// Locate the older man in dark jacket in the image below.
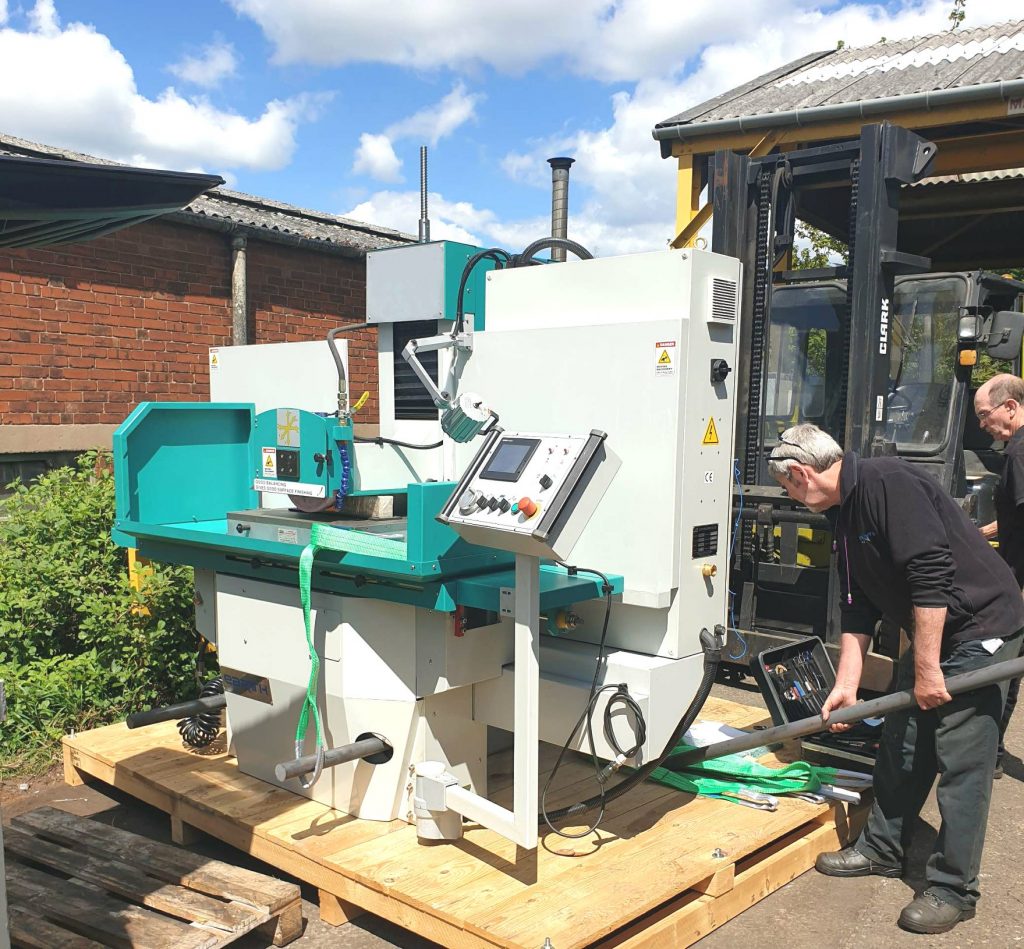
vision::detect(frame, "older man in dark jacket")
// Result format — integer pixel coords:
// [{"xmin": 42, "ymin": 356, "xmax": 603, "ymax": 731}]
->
[{"xmin": 769, "ymin": 423, "xmax": 1024, "ymax": 935}]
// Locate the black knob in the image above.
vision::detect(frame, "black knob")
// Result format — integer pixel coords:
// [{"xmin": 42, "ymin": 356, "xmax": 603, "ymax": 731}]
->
[
  {"xmin": 710, "ymin": 359, "xmax": 732, "ymax": 384},
  {"xmin": 475, "ymin": 494, "xmax": 489, "ymax": 510},
  {"xmin": 539, "ymin": 473, "xmax": 553, "ymax": 489},
  {"xmin": 488, "ymin": 497, "xmax": 499, "ymax": 511},
  {"xmin": 498, "ymin": 498, "xmax": 511, "ymax": 512}
]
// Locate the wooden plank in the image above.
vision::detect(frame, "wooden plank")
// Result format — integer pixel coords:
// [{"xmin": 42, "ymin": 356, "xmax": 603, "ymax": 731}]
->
[
  {"xmin": 595, "ymin": 817, "xmax": 843, "ymax": 948},
  {"xmin": 13, "ymin": 807, "xmax": 298, "ymax": 913},
  {"xmin": 7, "ymin": 905, "xmax": 108, "ymax": 949},
  {"xmin": 318, "ymin": 889, "xmax": 365, "ymax": 926},
  {"xmin": 6, "ymin": 862, "xmax": 216, "ymax": 949},
  {"xmin": 4, "ymin": 826, "xmax": 255, "ymax": 932}
]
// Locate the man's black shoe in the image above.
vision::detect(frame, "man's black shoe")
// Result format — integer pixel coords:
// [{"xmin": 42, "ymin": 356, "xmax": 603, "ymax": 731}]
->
[
  {"xmin": 898, "ymin": 893, "xmax": 975, "ymax": 934},
  {"xmin": 993, "ymin": 760, "xmax": 1004, "ymax": 780},
  {"xmin": 815, "ymin": 847, "xmax": 901, "ymax": 878}
]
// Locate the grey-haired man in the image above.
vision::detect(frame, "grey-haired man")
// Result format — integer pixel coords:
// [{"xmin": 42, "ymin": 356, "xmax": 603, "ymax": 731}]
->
[{"xmin": 768, "ymin": 423, "xmax": 1024, "ymax": 934}]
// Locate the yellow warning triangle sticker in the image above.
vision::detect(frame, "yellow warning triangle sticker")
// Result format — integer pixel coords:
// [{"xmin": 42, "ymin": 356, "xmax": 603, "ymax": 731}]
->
[
  {"xmin": 658, "ymin": 349, "xmax": 672, "ymax": 364},
  {"xmin": 702, "ymin": 418, "xmax": 720, "ymax": 445}
]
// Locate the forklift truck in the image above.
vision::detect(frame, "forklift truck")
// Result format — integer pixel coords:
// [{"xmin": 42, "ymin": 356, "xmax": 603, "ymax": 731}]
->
[{"xmin": 712, "ymin": 123, "xmax": 1024, "ymax": 680}]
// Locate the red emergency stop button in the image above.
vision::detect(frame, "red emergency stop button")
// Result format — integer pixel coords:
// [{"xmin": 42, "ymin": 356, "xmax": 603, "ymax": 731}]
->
[{"xmin": 518, "ymin": 497, "xmax": 539, "ymax": 518}]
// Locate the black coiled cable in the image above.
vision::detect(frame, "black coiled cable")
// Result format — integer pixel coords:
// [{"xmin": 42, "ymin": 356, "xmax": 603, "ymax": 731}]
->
[{"xmin": 177, "ymin": 677, "xmax": 225, "ymax": 748}]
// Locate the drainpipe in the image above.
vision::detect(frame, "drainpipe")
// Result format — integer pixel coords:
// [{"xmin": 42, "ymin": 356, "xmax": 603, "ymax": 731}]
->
[
  {"xmin": 547, "ymin": 157, "xmax": 575, "ymax": 262},
  {"xmin": 418, "ymin": 146, "xmax": 431, "ymax": 243},
  {"xmin": 231, "ymin": 234, "xmax": 248, "ymax": 345}
]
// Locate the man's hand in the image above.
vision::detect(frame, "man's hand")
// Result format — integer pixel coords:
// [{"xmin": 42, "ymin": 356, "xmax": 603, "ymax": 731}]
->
[
  {"xmin": 979, "ymin": 521, "xmax": 998, "ymax": 541},
  {"xmin": 914, "ymin": 668, "xmax": 952, "ymax": 709},
  {"xmin": 821, "ymin": 684, "xmax": 859, "ymax": 732}
]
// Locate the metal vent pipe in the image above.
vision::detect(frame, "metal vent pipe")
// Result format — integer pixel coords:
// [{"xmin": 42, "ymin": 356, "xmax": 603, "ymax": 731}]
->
[
  {"xmin": 418, "ymin": 146, "xmax": 431, "ymax": 243},
  {"xmin": 547, "ymin": 157, "xmax": 575, "ymax": 261}
]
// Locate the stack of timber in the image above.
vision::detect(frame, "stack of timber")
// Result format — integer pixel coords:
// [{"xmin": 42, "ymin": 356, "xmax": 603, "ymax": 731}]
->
[
  {"xmin": 4, "ymin": 806, "xmax": 302, "ymax": 947},
  {"xmin": 60, "ymin": 697, "xmax": 865, "ymax": 948}
]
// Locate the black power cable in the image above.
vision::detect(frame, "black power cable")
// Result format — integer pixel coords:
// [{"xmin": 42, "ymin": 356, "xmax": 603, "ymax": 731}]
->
[
  {"xmin": 177, "ymin": 676, "xmax": 225, "ymax": 748},
  {"xmin": 512, "ymin": 237, "xmax": 594, "ymax": 268},
  {"xmin": 353, "ymin": 435, "xmax": 443, "ymax": 450}
]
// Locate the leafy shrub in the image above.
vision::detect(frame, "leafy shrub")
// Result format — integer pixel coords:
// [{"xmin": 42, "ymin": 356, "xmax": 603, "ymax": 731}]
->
[{"xmin": 0, "ymin": 452, "xmax": 200, "ymax": 773}]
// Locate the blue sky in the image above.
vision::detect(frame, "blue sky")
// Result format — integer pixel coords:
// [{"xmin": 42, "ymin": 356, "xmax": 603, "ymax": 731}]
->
[{"xmin": 0, "ymin": 0, "xmax": 1018, "ymax": 255}]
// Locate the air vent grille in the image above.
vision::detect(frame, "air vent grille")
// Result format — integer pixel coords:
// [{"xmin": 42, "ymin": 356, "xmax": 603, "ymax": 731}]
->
[{"xmin": 710, "ymin": 278, "xmax": 738, "ymax": 322}]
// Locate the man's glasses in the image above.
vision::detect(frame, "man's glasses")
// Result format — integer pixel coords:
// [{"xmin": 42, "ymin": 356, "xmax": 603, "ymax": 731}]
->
[
  {"xmin": 769, "ymin": 436, "xmax": 812, "ymax": 466},
  {"xmin": 976, "ymin": 399, "xmax": 1009, "ymax": 423}
]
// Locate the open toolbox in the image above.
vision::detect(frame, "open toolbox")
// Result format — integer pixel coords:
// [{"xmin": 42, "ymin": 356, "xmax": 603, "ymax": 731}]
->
[{"xmin": 751, "ymin": 636, "xmax": 882, "ymax": 769}]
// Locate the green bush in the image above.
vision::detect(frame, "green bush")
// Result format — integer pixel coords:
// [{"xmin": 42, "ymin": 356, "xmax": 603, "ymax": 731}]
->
[{"xmin": 0, "ymin": 452, "xmax": 200, "ymax": 775}]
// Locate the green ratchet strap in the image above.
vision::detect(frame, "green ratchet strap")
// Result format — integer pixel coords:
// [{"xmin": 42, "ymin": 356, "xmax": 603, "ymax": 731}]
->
[
  {"xmin": 294, "ymin": 522, "xmax": 410, "ymax": 789},
  {"xmin": 650, "ymin": 748, "xmax": 843, "ymax": 798}
]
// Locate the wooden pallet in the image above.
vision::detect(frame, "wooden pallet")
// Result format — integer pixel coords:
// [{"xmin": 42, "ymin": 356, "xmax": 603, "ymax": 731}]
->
[
  {"xmin": 4, "ymin": 806, "xmax": 302, "ymax": 948},
  {"xmin": 61, "ymin": 697, "xmax": 865, "ymax": 948}
]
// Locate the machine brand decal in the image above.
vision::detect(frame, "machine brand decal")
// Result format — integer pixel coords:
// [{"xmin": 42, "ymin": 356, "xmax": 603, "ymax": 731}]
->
[
  {"xmin": 1009, "ymin": 97, "xmax": 1024, "ymax": 117},
  {"xmin": 209, "ymin": 348, "xmax": 220, "ymax": 371},
  {"xmin": 262, "ymin": 447, "xmax": 277, "ymax": 478},
  {"xmin": 655, "ymin": 340, "xmax": 676, "ymax": 376},
  {"xmin": 276, "ymin": 408, "xmax": 301, "ymax": 447},
  {"xmin": 702, "ymin": 418, "xmax": 720, "ymax": 445},
  {"xmin": 879, "ymin": 297, "xmax": 889, "ymax": 355},
  {"xmin": 253, "ymin": 478, "xmax": 326, "ymax": 498},
  {"xmin": 220, "ymin": 667, "xmax": 273, "ymax": 705}
]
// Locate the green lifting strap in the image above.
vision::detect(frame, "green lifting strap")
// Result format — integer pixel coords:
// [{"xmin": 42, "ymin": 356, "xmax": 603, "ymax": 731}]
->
[
  {"xmin": 649, "ymin": 748, "xmax": 843, "ymax": 798},
  {"xmin": 293, "ymin": 522, "xmax": 409, "ymax": 789}
]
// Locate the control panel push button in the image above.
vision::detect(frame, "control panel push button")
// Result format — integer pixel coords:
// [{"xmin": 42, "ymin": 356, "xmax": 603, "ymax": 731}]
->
[
  {"xmin": 539, "ymin": 473, "xmax": 553, "ymax": 489},
  {"xmin": 518, "ymin": 497, "xmax": 539, "ymax": 518}
]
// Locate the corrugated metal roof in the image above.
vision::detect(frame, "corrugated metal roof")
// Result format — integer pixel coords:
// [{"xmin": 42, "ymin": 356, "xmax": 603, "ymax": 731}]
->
[
  {"xmin": 913, "ymin": 166, "xmax": 1024, "ymax": 186},
  {"xmin": 0, "ymin": 133, "xmax": 414, "ymax": 254},
  {"xmin": 657, "ymin": 19, "xmax": 1024, "ymax": 133}
]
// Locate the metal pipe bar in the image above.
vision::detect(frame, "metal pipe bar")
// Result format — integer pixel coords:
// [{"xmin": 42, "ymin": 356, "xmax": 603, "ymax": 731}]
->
[
  {"xmin": 668, "ymin": 654, "xmax": 1024, "ymax": 769},
  {"xmin": 125, "ymin": 693, "xmax": 226, "ymax": 730},
  {"xmin": 274, "ymin": 736, "xmax": 391, "ymax": 782}
]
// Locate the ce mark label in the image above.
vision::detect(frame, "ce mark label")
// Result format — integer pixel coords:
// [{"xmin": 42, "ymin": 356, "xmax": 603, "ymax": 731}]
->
[{"xmin": 703, "ymin": 471, "xmax": 714, "ymax": 484}]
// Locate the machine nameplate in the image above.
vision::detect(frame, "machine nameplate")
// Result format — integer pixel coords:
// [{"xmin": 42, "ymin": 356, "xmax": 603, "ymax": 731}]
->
[
  {"xmin": 254, "ymin": 478, "xmax": 326, "ymax": 498},
  {"xmin": 220, "ymin": 667, "xmax": 274, "ymax": 705}
]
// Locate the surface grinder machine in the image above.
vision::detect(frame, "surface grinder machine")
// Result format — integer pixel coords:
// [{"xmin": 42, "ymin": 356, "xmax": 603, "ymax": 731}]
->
[{"xmin": 115, "ymin": 243, "xmax": 741, "ymax": 848}]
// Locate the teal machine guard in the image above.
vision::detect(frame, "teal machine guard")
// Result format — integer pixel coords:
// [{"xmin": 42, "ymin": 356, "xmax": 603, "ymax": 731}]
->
[{"xmin": 112, "ymin": 401, "xmax": 620, "ymax": 613}]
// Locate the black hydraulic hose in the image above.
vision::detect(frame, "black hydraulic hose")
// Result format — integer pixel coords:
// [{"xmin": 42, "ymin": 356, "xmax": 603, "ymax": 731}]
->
[
  {"xmin": 126, "ymin": 692, "xmax": 227, "ymax": 730},
  {"xmin": 455, "ymin": 247, "xmax": 511, "ymax": 335},
  {"xmin": 512, "ymin": 237, "xmax": 593, "ymax": 269},
  {"xmin": 542, "ymin": 626, "xmax": 724, "ymax": 824},
  {"xmin": 353, "ymin": 435, "xmax": 443, "ymax": 450},
  {"xmin": 664, "ymin": 653, "xmax": 1024, "ymax": 771},
  {"xmin": 177, "ymin": 676, "xmax": 225, "ymax": 748},
  {"xmin": 326, "ymin": 322, "xmax": 373, "ymax": 413}
]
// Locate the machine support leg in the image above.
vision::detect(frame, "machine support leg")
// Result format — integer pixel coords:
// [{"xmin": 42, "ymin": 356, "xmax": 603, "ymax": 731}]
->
[{"xmin": 513, "ymin": 553, "xmax": 540, "ymax": 851}]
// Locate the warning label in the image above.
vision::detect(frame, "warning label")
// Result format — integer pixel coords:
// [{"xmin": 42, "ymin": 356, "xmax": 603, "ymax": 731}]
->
[
  {"xmin": 262, "ymin": 447, "xmax": 277, "ymax": 478},
  {"xmin": 209, "ymin": 348, "xmax": 220, "ymax": 371},
  {"xmin": 655, "ymin": 340, "xmax": 676, "ymax": 376},
  {"xmin": 702, "ymin": 418, "xmax": 720, "ymax": 445}
]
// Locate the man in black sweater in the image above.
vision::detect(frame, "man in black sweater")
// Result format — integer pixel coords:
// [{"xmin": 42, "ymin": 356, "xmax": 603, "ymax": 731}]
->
[
  {"xmin": 974, "ymin": 373, "xmax": 1024, "ymax": 777},
  {"xmin": 768, "ymin": 423, "xmax": 1024, "ymax": 935}
]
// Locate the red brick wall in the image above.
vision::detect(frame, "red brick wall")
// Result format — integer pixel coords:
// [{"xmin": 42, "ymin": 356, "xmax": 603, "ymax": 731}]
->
[{"xmin": 0, "ymin": 218, "xmax": 378, "ymax": 427}]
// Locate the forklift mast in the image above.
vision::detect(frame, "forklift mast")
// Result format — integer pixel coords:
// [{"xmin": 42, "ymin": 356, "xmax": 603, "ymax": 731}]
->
[{"xmin": 712, "ymin": 123, "xmax": 938, "ymax": 471}]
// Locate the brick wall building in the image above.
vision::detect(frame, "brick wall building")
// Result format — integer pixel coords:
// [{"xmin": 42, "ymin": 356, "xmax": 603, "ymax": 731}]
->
[{"xmin": 0, "ymin": 134, "xmax": 413, "ymax": 483}]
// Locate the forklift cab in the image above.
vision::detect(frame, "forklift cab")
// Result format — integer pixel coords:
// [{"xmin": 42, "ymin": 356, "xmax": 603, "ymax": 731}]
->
[{"xmin": 763, "ymin": 270, "xmax": 1024, "ymax": 519}]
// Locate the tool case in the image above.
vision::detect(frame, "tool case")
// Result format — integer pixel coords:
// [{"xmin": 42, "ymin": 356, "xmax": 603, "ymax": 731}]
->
[{"xmin": 751, "ymin": 636, "xmax": 881, "ymax": 769}]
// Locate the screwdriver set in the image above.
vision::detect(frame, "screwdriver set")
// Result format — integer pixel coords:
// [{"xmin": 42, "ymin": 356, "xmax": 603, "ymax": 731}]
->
[{"xmin": 751, "ymin": 637, "xmax": 881, "ymax": 768}]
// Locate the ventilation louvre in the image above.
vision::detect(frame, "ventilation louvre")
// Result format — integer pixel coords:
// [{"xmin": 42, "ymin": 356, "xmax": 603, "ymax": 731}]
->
[{"xmin": 710, "ymin": 278, "xmax": 738, "ymax": 322}]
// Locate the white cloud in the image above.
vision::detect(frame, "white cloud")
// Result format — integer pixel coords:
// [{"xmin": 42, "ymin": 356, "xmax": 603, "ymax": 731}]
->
[
  {"xmin": 0, "ymin": 2, "xmax": 8, "ymax": 27},
  {"xmin": 168, "ymin": 39, "xmax": 238, "ymax": 88},
  {"xmin": 352, "ymin": 82, "xmax": 481, "ymax": 182},
  {"xmin": 230, "ymin": 0, "xmax": 1024, "ymax": 84},
  {"xmin": 353, "ymin": 133, "xmax": 403, "ymax": 182},
  {"xmin": 0, "ymin": 2, "xmax": 323, "ymax": 172}
]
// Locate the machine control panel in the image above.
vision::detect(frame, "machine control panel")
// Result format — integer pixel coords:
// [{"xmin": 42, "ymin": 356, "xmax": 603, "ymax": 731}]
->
[{"xmin": 439, "ymin": 429, "xmax": 619, "ymax": 560}]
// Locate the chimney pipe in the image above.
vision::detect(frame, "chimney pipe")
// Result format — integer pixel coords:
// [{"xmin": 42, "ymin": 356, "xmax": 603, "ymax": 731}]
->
[
  {"xmin": 547, "ymin": 157, "xmax": 575, "ymax": 262},
  {"xmin": 418, "ymin": 146, "xmax": 431, "ymax": 243}
]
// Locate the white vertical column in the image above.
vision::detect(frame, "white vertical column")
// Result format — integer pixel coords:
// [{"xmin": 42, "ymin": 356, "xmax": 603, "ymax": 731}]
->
[{"xmin": 513, "ymin": 553, "xmax": 540, "ymax": 850}]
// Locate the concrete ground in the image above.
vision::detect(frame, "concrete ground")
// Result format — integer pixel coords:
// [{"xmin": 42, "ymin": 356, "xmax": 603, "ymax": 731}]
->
[{"xmin": 3, "ymin": 677, "xmax": 1023, "ymax": 948}]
